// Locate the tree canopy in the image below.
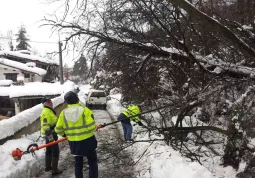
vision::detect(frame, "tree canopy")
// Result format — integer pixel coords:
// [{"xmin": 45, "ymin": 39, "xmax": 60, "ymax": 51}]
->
[
  {"xmin": 16, "ymin": 25, "xmax": 30, "ymax": 51},
  {"xmin": 45, "ymin": 0, "xmax": 255, "ymax": 174},
  {"xmin": 72, "ymin": 54, "xmax": 89, "ymax": 79}
]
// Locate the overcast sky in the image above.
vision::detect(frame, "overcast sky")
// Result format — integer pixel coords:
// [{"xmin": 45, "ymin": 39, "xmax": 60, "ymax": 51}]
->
[{"xmin": 0, "ymin": 0, "xmax": 75, "ymax": 66}]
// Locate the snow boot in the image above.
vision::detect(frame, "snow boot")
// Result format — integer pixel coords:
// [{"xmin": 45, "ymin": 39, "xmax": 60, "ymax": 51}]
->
[
  {"xmin": 52, "ymin": 157, "xmax": 63, "ymax": 176},
  {"xmin": 126, "ymin": 139, "xmax": 134, "ymax": 142},
  {"xmin": 45, "ymin": 155, "xmax": 52, "ymax": 172}
]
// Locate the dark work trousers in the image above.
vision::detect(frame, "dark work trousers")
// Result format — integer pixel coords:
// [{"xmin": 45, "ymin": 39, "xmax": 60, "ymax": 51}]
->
[
  {"xmin": 45, "ymin": 137, "xmax": 60, "ymax": 158},
  {"xmin": 74, "ymin": 150, "xmax": 98, "ymax": 178},
  {"xmin": 121, "ymin": 122, "xmax": 133, "ymax": 141},
  {"xmin": 117, "ymin": 113, "xmax": 132, "ymax": 141}
]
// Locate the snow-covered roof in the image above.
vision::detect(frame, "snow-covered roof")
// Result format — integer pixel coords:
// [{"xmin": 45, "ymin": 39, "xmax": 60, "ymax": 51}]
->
[
  {"xmin": 0, "ymin": 51, "xmax": 59, "ymax": 65},
  {"xmin": 0, "ymin": 87, "xmax": 10, "ymax": 96},
  {"xmin": 0, "ymin": 58, "xmax": 46, "ymax": 76},
  {"xmin": 0, "ymin": 80, "xmax": 13, "ymax": 86},
  {"xmin": 17, "ymin": 50, "xmax": 31, "ymax": 55},
  {"xmin": 0, "ymin": 81, "xmax": 76, "ymax": 98}
]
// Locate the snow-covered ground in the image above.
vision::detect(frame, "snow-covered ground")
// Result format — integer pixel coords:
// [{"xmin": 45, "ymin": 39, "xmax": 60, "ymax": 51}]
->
[
  {"xmin": 0, "ymin": 132, "xmax": 46, "ymax": 178},
  {"xmin": 107, "ymin": 91, "xmax": 237, "ymax": 178},
  {"xmin": 0, "ymin": 84, "xmax": 238, "ymax": 178}
]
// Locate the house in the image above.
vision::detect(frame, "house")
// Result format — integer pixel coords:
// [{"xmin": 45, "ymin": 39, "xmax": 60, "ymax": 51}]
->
[
  {"xmin": 0, "ymin": 82, "xmax": 67, "ymax": 117},
  {"xmin": 0, "ymin": 50, "xmax": 61, "ymax": 118},
  {"xmin": 0, "ymin": 50, "xmax": 59, "ymax": 82},
  {"xmin": 0, "ymin": 58, "xmax": 46, "ymax": 83}
]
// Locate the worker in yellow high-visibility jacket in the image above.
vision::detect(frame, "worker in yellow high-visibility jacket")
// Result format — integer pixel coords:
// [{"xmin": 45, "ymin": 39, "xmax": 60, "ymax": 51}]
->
[
  {"xmin": 40, "ymin": 98, "xmax": 62, "ymax": 175},
  {"xmin": 55, "ymin": 91, "xmax": 98, "ymax": 178},
  {"xmin": 117, "ymin": 105, "xmax": 144, "ymax": 142}
]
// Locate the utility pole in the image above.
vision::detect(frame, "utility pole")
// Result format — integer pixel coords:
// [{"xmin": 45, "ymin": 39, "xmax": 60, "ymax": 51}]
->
[{"xmin": 58, "ymin": 41, "xmax": 64, "ymax": 84}]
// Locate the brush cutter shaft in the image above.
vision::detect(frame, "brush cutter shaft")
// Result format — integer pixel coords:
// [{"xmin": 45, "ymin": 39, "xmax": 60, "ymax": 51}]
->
[
  {"xmin": 36, "ymin": 137, "xmax": 67, "ymax": 151},
  {"xmin": 11, "ymin": 137, "xmax": 67, "ymax": 160}
]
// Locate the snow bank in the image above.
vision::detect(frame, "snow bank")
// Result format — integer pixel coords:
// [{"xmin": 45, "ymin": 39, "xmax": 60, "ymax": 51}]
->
[
  {"xmin": 0, "ymin": 132, "xmax": 66, "ymax": 178},
  {"xmin": 129, "ymin": 129, "xmax": 214, "ymax": 178},
  {"xmin": 0, "ymin": 80, "xmax": 12, "ymax": 86},
  {"xmin": 0, "ymin": 103, "xmax": 43, "ymax": 140},
  {"xmin": 149, "ymin": 143, "xmax": 213, "ymax": 178},
  {"xmin": 0, "ymin": 132, "xmax": 45, "ymax": 178},
  {"xmin": 0, "ymin": 81, "xmax": 76, "ymax": 140}
]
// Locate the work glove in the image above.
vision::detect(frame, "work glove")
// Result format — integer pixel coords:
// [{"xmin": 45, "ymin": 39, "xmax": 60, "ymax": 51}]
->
[
  {"xmin": 47, "ymin": 134, "xmax": 54, "ymax": 142},
  {"xmin": 137, "ymin": 121, "xmax": 144, "ymax": 127},
  {"xmin": 45, "ymin": 130, "xmax": 54, "ymax": 142}
]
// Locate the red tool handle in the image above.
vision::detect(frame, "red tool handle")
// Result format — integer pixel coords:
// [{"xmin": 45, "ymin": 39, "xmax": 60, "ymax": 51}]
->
[
  {"xmin": 96, "ymin": 125, "xmax": 102, "ymax": 129},
  {"xmin": 30, "ymin": 137, "xmax": 67, "ymax": 152},
  {"xmin": 12, "ymin": 137, "xmax": 67, "ymax": 160}
]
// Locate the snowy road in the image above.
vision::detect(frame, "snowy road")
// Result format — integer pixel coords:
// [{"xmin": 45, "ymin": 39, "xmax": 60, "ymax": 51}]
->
[{"xmin": 34, "ymin": 109, "xmax": 134, "ymax": 178}]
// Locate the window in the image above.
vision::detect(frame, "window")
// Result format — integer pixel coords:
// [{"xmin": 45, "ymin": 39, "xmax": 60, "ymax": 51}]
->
[
  {"xmin": 90, "ymin": 92, "xmax": 106, "ymax": 97},
  {"xmin": 4, "ymin": 73, "xmax": 18, "ymax": 82},
  {"xmin": 24, "ymin": 73, "xmax": 30, "ymax": 78}
]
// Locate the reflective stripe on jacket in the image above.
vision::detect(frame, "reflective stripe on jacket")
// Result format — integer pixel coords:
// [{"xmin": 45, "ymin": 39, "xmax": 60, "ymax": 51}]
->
[
  {"xmin": 55, "ymin": 103, "xmax": 96, "ymax": 141},
  {"xmin": 122, "ymin": 105, "xmax": 141, "ymax": 122},
  {"xmin": 40, "ymin": 107, "xmax": 58, "ymax": 136}
]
